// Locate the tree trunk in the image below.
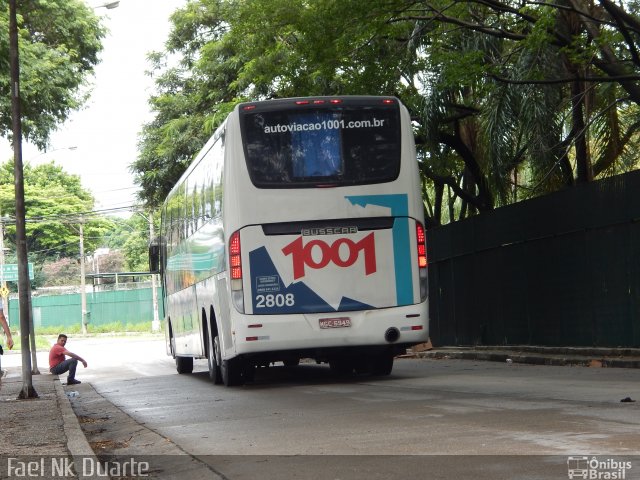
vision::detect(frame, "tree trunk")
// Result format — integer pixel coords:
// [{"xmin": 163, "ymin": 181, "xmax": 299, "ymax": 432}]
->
[
  {"xmin": 571, "ymin": 78, "xmax": 593, "ymax": 183},
  {"xmin": 433, "ymin": 183, "xmax": 443, "ymax": 226}
]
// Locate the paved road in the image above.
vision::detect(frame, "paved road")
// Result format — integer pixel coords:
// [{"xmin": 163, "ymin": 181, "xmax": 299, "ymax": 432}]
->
[{"xmin": 8, "ymin": 336, "xmax": 639, "ymax": 479}]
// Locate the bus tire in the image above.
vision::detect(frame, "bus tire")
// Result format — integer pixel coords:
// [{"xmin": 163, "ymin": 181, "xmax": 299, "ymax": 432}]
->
[
  {"xmin": 243, "ymin": 363, "xmax": 256, "ymax": 383},
  {"xmin": 208, "ymin": 334, "xmax": 223, "ymax": 384},
  {"xmin": 176, "ymin": 356, "xmax": 193, "ymax": 374},
  {"xmin": 371, "ymin": 354, "xmax": 394, "ymax": 376},
  {"xmin": 222, "ymin": 357, "xmax": 244, "ymax": 387}
]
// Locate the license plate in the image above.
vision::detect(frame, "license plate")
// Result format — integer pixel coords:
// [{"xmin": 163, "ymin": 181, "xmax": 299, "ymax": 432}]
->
[{"xmin": 319, "ymin": 317, "xmax": 351, "ymax": 329}]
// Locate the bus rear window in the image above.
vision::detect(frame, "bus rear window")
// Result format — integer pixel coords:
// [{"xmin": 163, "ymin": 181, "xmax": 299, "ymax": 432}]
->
[{"xmin": 241, "ymin": 106, "xmax": 401, "ymax": 187}]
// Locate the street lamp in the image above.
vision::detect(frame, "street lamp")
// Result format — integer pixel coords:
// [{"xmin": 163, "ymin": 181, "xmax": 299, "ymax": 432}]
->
[
  {"xmin": 93, "ymin": 1, "xmax": 120, "ymax": 9},
  {"xmin": 27, "ymin": 146, "xmax": 77, "ymax": 163}
]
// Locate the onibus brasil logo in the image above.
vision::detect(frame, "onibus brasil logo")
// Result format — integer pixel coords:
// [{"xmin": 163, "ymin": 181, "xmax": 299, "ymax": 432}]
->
[{"xmin": 567, "ymin": 457, "xmax": 633, "ymax": 479}]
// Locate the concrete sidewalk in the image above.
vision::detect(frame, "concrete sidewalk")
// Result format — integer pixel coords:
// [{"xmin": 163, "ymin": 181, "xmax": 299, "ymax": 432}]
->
[
  {"xmin": 0, "ymin": 363, "xmax": 222, "ymax": 479},
  {"xmin": 0, "ymin": 365, "xmax": 98, "ymax": 478}
]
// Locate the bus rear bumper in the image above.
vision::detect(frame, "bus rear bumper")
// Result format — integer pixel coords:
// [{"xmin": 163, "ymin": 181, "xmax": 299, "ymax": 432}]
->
[{"xmin": 229, "ymin": 302, "xmax": 429, "ymax": 360}]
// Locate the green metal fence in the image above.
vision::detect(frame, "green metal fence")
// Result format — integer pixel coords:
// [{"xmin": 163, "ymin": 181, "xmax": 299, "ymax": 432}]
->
[{"xmin": 7, "ymin": 287, "xmax": 164, "ymax": 330}]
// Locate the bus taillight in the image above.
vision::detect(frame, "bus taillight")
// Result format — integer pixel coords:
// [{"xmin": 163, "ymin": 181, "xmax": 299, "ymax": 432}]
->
[
  {"xmin": 229, "ymin": 230, "xmax": 245, "ymax": 312},
  {"xmin": 416, "ymin": 222, "xmax": 428, "ymax": 301},
  {"xmin": 416, "ymin": 222, "xmax": 427, "ymax": 268},
  {"xmin": 230, "ymin": 231, "xmax": 242, "ymax": 280}
]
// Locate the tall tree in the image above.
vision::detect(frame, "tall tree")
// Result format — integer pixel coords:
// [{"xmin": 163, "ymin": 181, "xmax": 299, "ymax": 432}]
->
[
  {"xmin": 135, "ymin": 0, "xmax": 640, "ymax": 224},
  {"xmin": 0, "ymin": 161, "xmax": 113, "ymax": 263},
  {"xmin": 401, "ymin": 0, "xmax": 640, "ymax": 221},
  {"xmin": 105, "ymin": 214, "xmax": 156, "ymax": 272},
  {"xmin": 0, "ymin": 0, "xmax": 106, "ymax": 149},
  {"xmin": 135, "ymin": 0, "xmax": 421, "ymax": 207}
]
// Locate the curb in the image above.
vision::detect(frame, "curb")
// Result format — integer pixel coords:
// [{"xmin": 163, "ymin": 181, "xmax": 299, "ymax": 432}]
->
[
  {"xmin": 412, "ymin": 348, "xmax": 640, "ymax": 368},
  {"xmin": 53, "ymin": 376, "xmax": 101, "ymax": 480}
]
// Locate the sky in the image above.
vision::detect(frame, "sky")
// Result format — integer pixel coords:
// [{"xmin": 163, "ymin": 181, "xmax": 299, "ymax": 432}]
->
[{"xmin": 0, "ymin": 0, "xmax": 188, "ymax": 215}]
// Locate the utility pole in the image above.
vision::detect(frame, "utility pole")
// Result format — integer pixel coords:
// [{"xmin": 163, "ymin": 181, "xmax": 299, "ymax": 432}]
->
[
  {"xmin": 79, "ymin": 221, "xmax": 88, "ymax": 334},
  {"xmin": 9, "ymin": 0, "xmax": 37, "ymax": 398},
  {"xmin": 0, "ymin": 212, "xmax": 8, "ymax": 323},
  {"xmin": 138, "ymin": 211, "xmax": 160, "ymax": 332},
  {"xmin": 149, "ymin": 212, "xmax": 160, "ymax": 332}
]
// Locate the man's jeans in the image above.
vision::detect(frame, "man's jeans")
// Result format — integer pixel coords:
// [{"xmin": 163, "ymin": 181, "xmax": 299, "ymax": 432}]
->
[{"xmin": 50, "ymin": 358, "xmax": 78, "ymax": 380}]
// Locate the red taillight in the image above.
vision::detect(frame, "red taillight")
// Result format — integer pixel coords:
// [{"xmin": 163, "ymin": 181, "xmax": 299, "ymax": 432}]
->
[
  {"xmin": 382, "ymin": 98, "xmax": 395, "ymax": 104},
  {"xmin": 416, "ymin": 223, "xmax": 427, "ymax": 268},
  {"xmin": 242, "ymin": 105, "xmax": 256, "ymax": 111},
  {"xmin": 295, "ymin": 100, "xmax": 310, "ymax": 105},
  {"xmin": 330, "ymin": 99, "xmax": 342, "ymax": 104},
  {"xmin": 230, "ymin": 231, "xmax": 242, "ymax": 279}
]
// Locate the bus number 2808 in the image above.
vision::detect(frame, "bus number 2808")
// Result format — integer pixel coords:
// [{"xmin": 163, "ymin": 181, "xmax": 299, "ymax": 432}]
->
[{"xmin": 255, "ymin": 293, "xmax": 296, "ymax": 308}]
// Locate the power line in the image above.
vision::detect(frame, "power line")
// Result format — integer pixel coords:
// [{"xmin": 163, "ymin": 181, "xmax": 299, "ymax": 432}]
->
[{"xmin": 0, "ymin": 204, "xmax": 146, "ymax": 224}]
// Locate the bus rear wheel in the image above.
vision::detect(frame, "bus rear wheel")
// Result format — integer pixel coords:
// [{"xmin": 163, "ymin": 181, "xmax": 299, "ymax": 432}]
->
[
  {"xmin": 371, "ymin": 353, "xmax": 394, "ymax": 376},
  {"xmin": 222, "ymin": 357, "xmax": 244, "ymax": 386},
  {"xmin": 208, "ymin": 335, "xmax": 222, "ymax": 384},
  {"xmin": 176, "ymin": 356, "xmax": 193, "ymax": 374}
]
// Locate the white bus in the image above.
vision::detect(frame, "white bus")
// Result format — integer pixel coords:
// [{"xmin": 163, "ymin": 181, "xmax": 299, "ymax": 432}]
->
[{"xmin": 150, "ymin": 96, "xmax": 429, "ymax": 386}]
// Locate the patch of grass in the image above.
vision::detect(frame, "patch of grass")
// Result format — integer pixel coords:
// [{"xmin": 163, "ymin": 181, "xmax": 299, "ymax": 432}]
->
[
  {"xmin": 5, "ymin": 321, "xmax": 163, "ymax": 351},
  {"xmin": 89, "ymin": 321, "xmax": 154, "ymax": 333},
  {"xmin": 35, "ymin": 325, "xmax": 83, "ymax": 335},
  {"xmin": 5, "ymin": 335, "xmax": 53, "ymax": 351},
  {"xmin": 33, "ymin": 321, "xmax": 157, "ymax": 335},
  {"xmin": 35, "ymin": 336, "xmax": 52, "ymax": 350}
]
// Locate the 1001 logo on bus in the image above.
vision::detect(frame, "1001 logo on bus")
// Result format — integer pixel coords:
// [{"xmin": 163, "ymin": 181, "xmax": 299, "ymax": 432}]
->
[{"xmin": 282, "ymin": 233, "xmax": 377, "ymax": 280}]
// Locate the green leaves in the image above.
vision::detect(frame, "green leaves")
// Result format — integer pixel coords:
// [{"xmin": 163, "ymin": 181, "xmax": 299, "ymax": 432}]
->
[
  {"xmin": 0, "ymin": 160, "xmax": 109, "ymax": 260},
  {"xmin": 0, "ymin": 0, "xmax": 105, "ymax": 149},
  {"xmin": 134, "ymin": 0, "xmax": 640, "ymax": 225}
]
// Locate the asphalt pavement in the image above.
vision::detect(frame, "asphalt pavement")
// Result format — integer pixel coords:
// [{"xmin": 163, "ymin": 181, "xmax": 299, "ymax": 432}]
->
[{"xmin": 1, "ymin": 344, "xmax": 639, "ymax": 479}]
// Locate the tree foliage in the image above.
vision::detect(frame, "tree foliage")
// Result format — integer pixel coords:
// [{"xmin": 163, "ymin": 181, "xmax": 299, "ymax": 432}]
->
[
  {"xmin": 105, "ymin": 213, "xmax": 155, "ymax": 272},
  {"xmin": 41, "ymin": 257, "xmax": 80, "ymax": 286},
  {"xmin": 90, "ymin": 250, "xmax": 125, "ymax": 284},
  {"xmin": 0, "ymin": 161, "xmax": 113, "ymax": 266},
  {"xmin": 135, "ymin": 0, "xmax": 640, "ymax": 226},
  {"xmin": 0, "ymin": 0, "xmax": 106, "ymax": 149}
]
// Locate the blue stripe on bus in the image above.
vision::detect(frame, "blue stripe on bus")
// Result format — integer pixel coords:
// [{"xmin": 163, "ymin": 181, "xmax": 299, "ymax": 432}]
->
[{"xmin": 345, "ymin": 194, "xmax": 413, "ymax": 306}]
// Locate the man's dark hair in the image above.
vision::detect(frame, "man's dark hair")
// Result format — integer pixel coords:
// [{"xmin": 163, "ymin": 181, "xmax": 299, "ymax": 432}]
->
[{"xmin": 57, "ymin": 334, "xmax": 68, "ymax": 341}]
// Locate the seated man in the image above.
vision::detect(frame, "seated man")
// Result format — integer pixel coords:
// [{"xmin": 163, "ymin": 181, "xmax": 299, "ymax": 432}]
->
[{"xmin": 49, "ymin": 334, "xmax": 88, "ymax": 385}]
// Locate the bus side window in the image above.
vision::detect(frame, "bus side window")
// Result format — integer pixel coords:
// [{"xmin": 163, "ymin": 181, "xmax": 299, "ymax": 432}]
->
[
  {"xmin": 200, "ymin": 181, "xmax": 207, "ymax": 222},
  {"xmin": 214, "ymin": 133, "xmax": 224, "ymax": 216},
  {"xmin": 188, "ymin": 176, "xmax": 198, "ymax": 235}
]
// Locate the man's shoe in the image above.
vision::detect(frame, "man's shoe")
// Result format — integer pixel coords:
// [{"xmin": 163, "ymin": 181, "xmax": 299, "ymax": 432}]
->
[{"xmin": 66, "ymin": 379, "xmax": 81, "ymax": 385}]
